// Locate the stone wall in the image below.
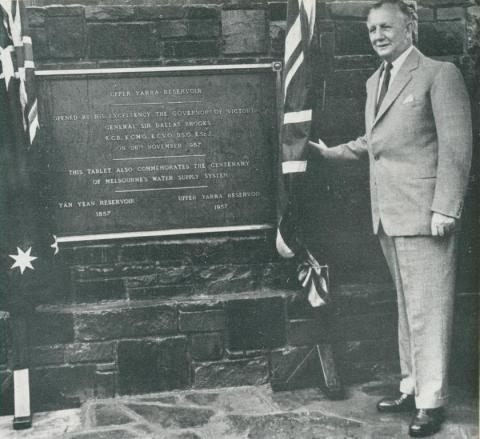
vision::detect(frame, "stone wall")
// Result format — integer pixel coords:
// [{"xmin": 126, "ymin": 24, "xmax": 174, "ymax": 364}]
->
[{"xmin": 0, "ymin": 0, "xmax": 477, "ymax": 412}]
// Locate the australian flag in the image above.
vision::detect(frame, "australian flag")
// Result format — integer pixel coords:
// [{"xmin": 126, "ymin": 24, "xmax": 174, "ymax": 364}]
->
[
  {"xmin": 0, "ymin": 0, "xmax": 56, "ymax": 361},
  {"xmin": 276, "ymin": 0, "xmax": 328, "ymax": 307}
]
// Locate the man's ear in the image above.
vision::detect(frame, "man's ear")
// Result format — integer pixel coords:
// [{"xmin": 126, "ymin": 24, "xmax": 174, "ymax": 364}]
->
[{"xmin": 405, "ymin": 21, "xmax": 414, "ymax": 37}]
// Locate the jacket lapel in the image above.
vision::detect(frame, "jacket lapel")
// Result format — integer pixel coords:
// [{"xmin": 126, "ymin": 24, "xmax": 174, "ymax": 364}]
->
[
  {"xmin": 366, "ymin": 67, "xmax": 381, "ymax": 134},
  {"xmin": 372, "ymin": 47, "xmax": 420, "ymax": 127}
]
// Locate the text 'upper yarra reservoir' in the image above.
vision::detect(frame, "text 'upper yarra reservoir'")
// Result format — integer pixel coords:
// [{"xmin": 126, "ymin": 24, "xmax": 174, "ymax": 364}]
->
[{"xmin": 38, "ymin": 70, "xmax": 277, "ymax": 235}]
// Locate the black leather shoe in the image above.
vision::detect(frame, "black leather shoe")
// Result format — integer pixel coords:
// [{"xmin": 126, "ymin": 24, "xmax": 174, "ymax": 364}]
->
[
  {"xmin": 377, "ymin": 393, "xmax": 415, "ymax": 413},
  {"xmin": 409, "ymin": 408, "xmax": 445, "ymax": 437}
]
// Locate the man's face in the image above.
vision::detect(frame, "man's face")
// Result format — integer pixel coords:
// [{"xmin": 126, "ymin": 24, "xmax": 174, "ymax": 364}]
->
[{"xmin": 367, "ymin": 4, "xmax": 412, "ymax": 62}]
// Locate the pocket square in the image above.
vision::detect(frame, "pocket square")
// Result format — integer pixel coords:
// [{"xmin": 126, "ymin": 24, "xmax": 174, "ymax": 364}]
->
[{"xmin": 403, "ymin": 94, "xmax": 414, "ymax": 104}]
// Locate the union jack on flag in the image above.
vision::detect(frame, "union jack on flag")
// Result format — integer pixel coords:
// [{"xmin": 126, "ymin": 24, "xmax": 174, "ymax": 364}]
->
[
  {"xmin": 276, "ymin": 0, "xmax": 329, "ymax": 307},
  {"xmin": 1, "ymin": 0, "xmax": 38, "ymax": 143}
]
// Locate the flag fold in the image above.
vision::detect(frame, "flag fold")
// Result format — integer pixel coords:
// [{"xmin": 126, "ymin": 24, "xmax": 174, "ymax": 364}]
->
[{"xmin": 277, "ymin": 0, "xmax": 329, "ymax": 307}]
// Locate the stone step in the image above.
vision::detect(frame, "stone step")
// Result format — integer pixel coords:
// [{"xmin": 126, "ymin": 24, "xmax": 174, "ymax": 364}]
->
[
  {"xmin": 31, "ymin": 289, "xmax": 295, "ymax": 346},
  {"xmin": 0, "ymin": 287, "xmax": 476, "ymax": 412},
  {"xmin": 68, "ymin": 260, "xmax": 296, "ymax": 304}
]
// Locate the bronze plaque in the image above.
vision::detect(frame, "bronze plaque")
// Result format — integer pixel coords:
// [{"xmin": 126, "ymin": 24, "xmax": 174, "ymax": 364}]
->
[{"xmin": 37, "ymin": 65, "xmax": 278, "ymax": 239}]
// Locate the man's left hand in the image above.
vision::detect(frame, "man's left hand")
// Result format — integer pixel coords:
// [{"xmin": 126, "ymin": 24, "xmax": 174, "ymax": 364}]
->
[{"xmin": 431, "ymin": 212, "xmax": 457, "ymax": 237}]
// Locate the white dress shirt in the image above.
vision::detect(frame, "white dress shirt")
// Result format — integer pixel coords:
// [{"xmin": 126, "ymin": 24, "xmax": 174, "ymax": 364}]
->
[{"xmin": 377, "ymin": 45, "xmax": 415, "ymax": 102}]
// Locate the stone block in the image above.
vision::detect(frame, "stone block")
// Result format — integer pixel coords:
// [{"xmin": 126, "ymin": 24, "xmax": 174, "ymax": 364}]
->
[
  {"xmin": 318, "ymin": 28, "xmax": 336, "ymax": 63},
  {"xmin": 226, "ymin": 296, "xmax": 286, "ymax": 351},
  {"xmin": 117, "ymin": 337, "xmax": 189, "ymax": 395},
  {"xmin": 338, "ymin": 359, "xmax": 399, "ymax": 385},
  {"xmin": 0, "ymin": 369, "xmax": 13, "ymax": 416},
  {"xmin": 179, "ymin": 299, "xmax": 224, "ymax": 312},
  {"xmin": 222, "ymin": 10, "xmax": 268, "ymax": 54},
  {"xmin": 332, "ymin": 313, "xmax": 397, "ymax": 342},
  {"xmin": 119, "ymin": 235, "xmax": 273, "ymax": 264},
  {"xmin": 157, "ymin": 265, "xmax": 194, "ymax": 285},
  {"xmin": 335, "ymin": 21, "xmax": 373, "ymax": 56},
  {"xmin": 224, "ymin": 0, "xmax": 267, "ymax": 10},
  {"xmin": 193, "ymin": 357, "xmax": 269, "ymax": 388},
  {"xmin": 270, "ymin": 20, "xmax": 286, "ymax": 56},
  {"xmin": 437, "ymin": 6, "xmax": 466, "ymax": 19},
  {"xmin": 118, "ymin": 241, "xmax": 183, "ymax": 262},
  {"xmin": 69, "ymin": 244, "xmax": 118, "ymax": 265},
  {"xmin": 66, "ymin": 341, "xmax": 116, "ymax": 363},
  {"xmin": 89, "ymin": 402, "xmax": 134, "ymax": 426},
  {"xmin": 328, "ymin": 1, "xmax": 372, "ymax": 19},
  {"xmin": 70, "ymin": 428, "xmax": 138, "ymax": 439},
  {"xmin": 45, "ymin": 5, "xmax": 84, "ymax": 17},
  {"xmin": 72, "ymin": 264, "xmax": 119, "ymax": 281},
  {"xmin": 185, "ymin": 6, "xmax": 221, "ymax": 19},
  {"xmin": 0, "ymin": 312, "xmax": 8, "ymax": 366},
  {"xmin": 191, "ymin": 332, "xmax": 224, "ymax": 361},
  {"xmin": 85, "ymin": 6, "xmax": 135, "ymax": 21},
  {"xmin": 187, "ymin": 20, "xmax": 221, "ymax": 38},
  {"xmin": 88, "ymin": 23, "xmax": 159, "ymax": 59},
  {"xmin": 123, "ymin": 273, "xmax": 158, "ymax": 289},
  {"xmin": 268, "ymin": 2, "xmax": 287, "ymax": 21},
  {"xmin": 450, "ymin": 293, "xmax": 479, "ymax": 388},
  {"xmin": 286, "ymin": 291, "xmax": 318, "ymax": 320},
  {"xmin": 164, "ymin": 40, "xmax": 220, "ymax": 58},
  {"xmin": 118, "ymin": 263, "xmax": 156, "ymax": 277},
  {"xmin": 325, "ymin": 69, "xmax": 373, "ymax": 99},
  {"xmin": 316, "ymin": 96, "xmax": 365, "ymax": 138},
  {"xmin": 128, "ymin": 285, "xmax": 195, "ymax": 301},
  {"xmin": 46, "ymin": 15, "xmax": 86, "ymax": 59},
  {"xmin": 95, "ymin": 371, "xmax": 116, "ymax": 399},
  {"xmin": 26, "ymin": 7, "xmax": 46, "ymax": 26},
  {"xmin": 30, "ymin": 27, "xmax": 49, "ymax": 60},
  {"xmin": 335, "ymin": 338, "xmax": 399, "ymax": 365},
  {"xmin": 74, "ymin": 303, "xmax": 177, "ymax": 341},
  {"xmin": 261, "ymin": 262, "xmax": 298, "ymax": 288},
  {"xmin": 179, "ymin": 309, "xmax": 225, "ymax": 332},
  {"xmin": 97, "ymin": 362, "xmax": 116, "ymax": 372},
  {"xmin": 467, "ymin": 6, "xmax": 480, "ymax": 51},
  {"xmin": 31, "ymin": 309, "xmax": 74, "ymax": 345},
  {"xmin": 287, "ymin": 318, "xmax": 332, "ymax": 346},
  {"xmin": 154, "ymin": 20, "xmax": 188, "ymax": 38},
  {"xmin": 73, "ymin": 278, "xmax": 126, "ymax": 303},
  {"xmin": 126, "ymin": 403, "xmax": 214, "ymax": 429},
  {"xmin": 134, "ymin": 6, "xmax": 185, "ymax": 20},
  {"xmin": 330, "ymin": 283, "xmax": 396, "ymax": 316},
  {"xmin": 418, "ymin": 0, "xmax": 471, "ymax": 6},
  {"xmin": 225, "ymin": 348, "xmax": 265, "ymax": 359},
  {"xmin": 418, "ymin": 7, "xmax": 435, "ymax": 21},
  {"xmin": 189, "ymin": 235, "xmax": 275, "ymax": 265},
  {"xmin": 32, "ymin": 345, "xmax": 65, "ymax": 366},
  {"xmin": 270, "ymin": 346, "xmax": 321, "ymax": 388},
  {"xmin": 418, "ymin": 21, "xmax": 465, "ymax": 55},
  {"xmin": 333, "ymin": 54, "xmax": 378, "ymax": 71},
  {"xmin": 31, "ymin": 364, "xmax": 96, "ymax": 411},
  {"xmin": 194, "ymin": 263, "xmax": 260, "ymax": 294}
]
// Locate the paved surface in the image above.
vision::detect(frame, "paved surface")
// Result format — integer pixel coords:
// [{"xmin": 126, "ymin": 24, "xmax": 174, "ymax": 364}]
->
[{"xmin": 0, "ymin": 375, "xmax": 477, "ymax": 438}]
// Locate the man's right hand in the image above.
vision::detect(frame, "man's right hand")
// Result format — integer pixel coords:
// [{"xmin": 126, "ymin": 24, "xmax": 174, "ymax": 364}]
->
[{"xmin": 308, "ymin": 138, "xmax": 329, "ymax": 157}]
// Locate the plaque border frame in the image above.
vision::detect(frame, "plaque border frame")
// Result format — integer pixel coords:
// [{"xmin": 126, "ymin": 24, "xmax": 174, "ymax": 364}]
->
[{"xmin": 36, "ymin": 62, "xmax": 283, "ymax": 244}]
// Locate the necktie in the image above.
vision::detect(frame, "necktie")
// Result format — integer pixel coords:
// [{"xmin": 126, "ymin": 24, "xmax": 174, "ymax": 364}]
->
[{"xmin": 375, "ymin": 62, "xmax": 393, "ymax": 116}]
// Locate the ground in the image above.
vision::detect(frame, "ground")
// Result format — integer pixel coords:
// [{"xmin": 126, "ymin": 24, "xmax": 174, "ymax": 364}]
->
[{"xmin": 0, "ymin": 375, "xmax": 477, "ymax": 439}]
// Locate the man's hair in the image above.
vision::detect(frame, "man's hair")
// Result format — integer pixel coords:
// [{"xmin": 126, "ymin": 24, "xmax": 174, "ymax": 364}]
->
[{"xmin": 370, "ymin": 0, "xmax": 415, "ymax": 23}]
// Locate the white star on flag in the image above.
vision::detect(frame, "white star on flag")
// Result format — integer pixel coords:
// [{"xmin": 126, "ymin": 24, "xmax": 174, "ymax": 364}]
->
[{"xmin": 9, "ymin": 247, "xmax": 37, "ymax": 274}]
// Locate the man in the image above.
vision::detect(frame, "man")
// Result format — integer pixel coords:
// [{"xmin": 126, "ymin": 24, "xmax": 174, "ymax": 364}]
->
[{"xmin": 309, "ymin": 0, "xmax": 472, "ymax": 437}]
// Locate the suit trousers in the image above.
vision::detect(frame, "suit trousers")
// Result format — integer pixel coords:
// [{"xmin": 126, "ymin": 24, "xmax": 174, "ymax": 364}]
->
[{"xmin": 378, "ymin": 226, "xmax": 457, "ymax": 409}]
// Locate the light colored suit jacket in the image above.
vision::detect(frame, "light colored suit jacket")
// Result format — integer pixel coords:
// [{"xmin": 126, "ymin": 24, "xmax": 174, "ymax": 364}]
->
[{"xmin": 331, "ymin": 47, "xmax": 472, "ymax": 236}]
